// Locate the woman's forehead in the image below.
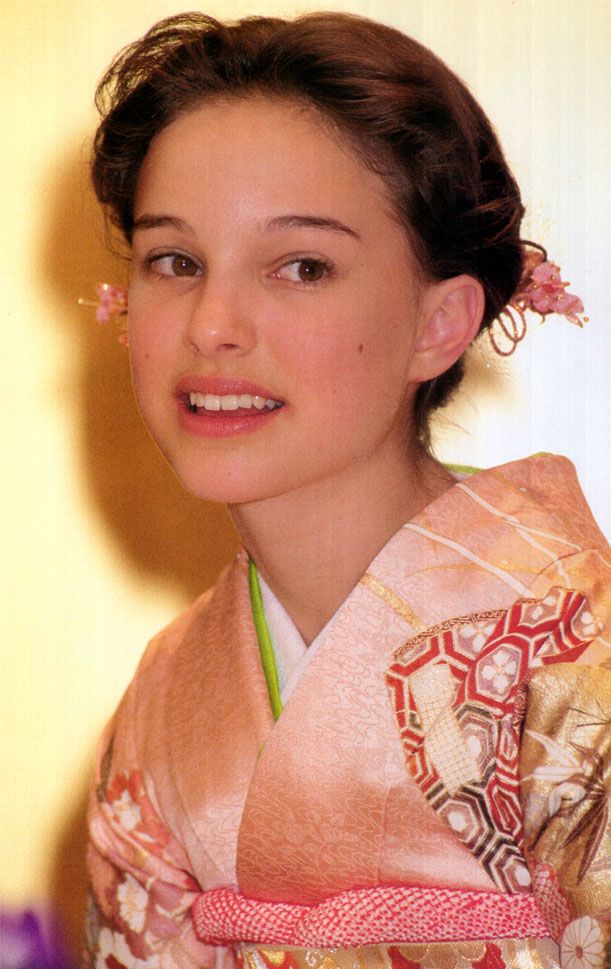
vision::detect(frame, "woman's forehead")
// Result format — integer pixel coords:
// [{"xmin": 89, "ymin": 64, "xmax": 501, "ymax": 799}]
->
[{"xmin": 135, "ymin": 96, "xmax": 401, "ymax": 235}]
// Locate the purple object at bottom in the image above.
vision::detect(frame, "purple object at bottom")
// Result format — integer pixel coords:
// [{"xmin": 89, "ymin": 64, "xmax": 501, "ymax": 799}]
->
[{"xmin": 0, "ymin": 906, "xmax": 73, "ymax": 969}]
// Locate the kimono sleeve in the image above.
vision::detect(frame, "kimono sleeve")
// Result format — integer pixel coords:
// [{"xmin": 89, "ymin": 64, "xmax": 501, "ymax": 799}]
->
[
  {"xmin": 84, "ymin": 719, "xmax": 218, "ymax": 969},
  {"xmin": 520, "ymin": 662, "xmax": 611, "ymax": 966}
]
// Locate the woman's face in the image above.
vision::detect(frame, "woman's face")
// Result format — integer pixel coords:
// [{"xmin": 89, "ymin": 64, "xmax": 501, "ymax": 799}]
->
[{"xmin": 129, "ymin": 97, "xmax": 429, "ymax": 506}]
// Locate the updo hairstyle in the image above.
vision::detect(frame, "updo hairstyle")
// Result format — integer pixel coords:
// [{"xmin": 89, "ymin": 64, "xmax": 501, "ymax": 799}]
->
[{"xmin": 92, "ymin": 11, "xmax": 526, "ymax": 446}]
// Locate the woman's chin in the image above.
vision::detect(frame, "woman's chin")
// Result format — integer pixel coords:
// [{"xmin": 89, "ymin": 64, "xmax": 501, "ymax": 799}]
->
[{"xmin": 169, "ymin": 463, "xmax": 289, "ymax": 508}]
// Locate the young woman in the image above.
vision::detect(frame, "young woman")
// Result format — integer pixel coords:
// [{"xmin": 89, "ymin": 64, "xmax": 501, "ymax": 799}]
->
[{"xmin": 85, "ymin": 12, "xmax": 610, "ymax": 969}]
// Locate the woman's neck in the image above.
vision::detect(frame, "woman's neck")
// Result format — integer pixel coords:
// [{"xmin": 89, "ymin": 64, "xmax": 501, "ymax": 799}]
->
[{"xmin": 229, "ymin": 445, "xmax": 453, "ymax": 645}]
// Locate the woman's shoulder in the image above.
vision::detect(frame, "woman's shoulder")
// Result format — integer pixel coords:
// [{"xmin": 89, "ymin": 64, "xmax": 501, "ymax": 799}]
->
[
  {"xmin": 90, "ymin": 550, "xmax": 253, "ymax": 823},
  {"xmin": 103, "ymin": 551, "xmax": 250, "ymax": 758},
  {"xmin": 137, "ymin": 583, "xmax": 216, "ymax": 674},
  {"xmin": 131, "ymin": 549, "xmax": 250, "ymax": 685},
  {"xmin": 453, "ymin": 454, "xmax": 609, "ymax": 656},
  {"xmin": 459, "ymin": 452, "xmax": 608, "ymax": 553}
]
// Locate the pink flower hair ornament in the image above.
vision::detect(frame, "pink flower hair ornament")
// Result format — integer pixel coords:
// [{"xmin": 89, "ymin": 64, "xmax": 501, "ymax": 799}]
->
[
  {"xmin": 80, "ymin": 251, "xmax": 586, "ymax": 357},
  {"xmin": 78, "ymin": 282, "xmax": 129, "ymax": 346},
  {"xmin": 488, "ymin": 247, "xmax": 587, "ymax": 356}
]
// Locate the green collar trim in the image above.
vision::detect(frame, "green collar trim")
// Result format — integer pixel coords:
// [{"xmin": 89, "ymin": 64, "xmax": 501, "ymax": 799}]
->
[
  {"xmin": 248, "ymin": 560, "xmax": 283, "ymax": 721},
  {"xmin": 444, "ymin": 462, "xmax": 481, "ymax": 476}
]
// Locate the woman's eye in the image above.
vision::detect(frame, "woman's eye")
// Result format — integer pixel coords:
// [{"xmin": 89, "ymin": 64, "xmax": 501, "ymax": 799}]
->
[
  {"xmin": 274, "ymin": 259, "xmax": 330, "ymax": 284},
  {"xmin": 148, "ymin": 253, "xmax": 202, "ymax": 277}
]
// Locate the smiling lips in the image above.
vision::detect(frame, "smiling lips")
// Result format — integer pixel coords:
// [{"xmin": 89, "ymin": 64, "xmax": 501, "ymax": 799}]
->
[
  {"xmin": 187, "ymin": 392, "xmax": 282, "ymax": 413},
  {"xmin": 176, "ymin": 377, "xmax": 284, "ymax": 437}
]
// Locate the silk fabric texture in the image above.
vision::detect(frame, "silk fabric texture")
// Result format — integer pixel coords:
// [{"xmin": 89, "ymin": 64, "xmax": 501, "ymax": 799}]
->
[{"xmin": 85, "ymin": 455, "xmax": 610, "ymax": 969}]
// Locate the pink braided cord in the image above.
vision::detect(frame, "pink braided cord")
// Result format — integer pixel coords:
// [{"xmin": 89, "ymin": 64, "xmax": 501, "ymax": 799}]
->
[{"xmin": 192, "ymin": 885, "xmax": 551, "ymax": 947}]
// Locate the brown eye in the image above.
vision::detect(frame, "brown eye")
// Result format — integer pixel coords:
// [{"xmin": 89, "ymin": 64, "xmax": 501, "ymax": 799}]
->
[
  {"xmin": 170, "ymin": 255, "xmax": 200, "ymax": 276},
  {"xmin": 147, "ymin": 252, "xmax": 202, "ymax": 277},
  {"xmin": 274, "ymin": 258, "xmax": 330, "ymax": 284},
  {"xmin": 297, "ymin": 259, "xmax": 326, "ymax": 282}
]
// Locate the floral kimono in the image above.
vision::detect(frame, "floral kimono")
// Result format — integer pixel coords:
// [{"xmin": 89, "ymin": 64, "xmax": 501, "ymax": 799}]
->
[{"xmin": 85, "ymin": 454, "xmax": 611, "ymax": 969}]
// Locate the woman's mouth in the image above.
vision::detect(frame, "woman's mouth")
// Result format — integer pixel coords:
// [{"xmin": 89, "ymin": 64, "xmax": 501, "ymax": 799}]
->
[
  {"xmin": 176, "ymin": 380, "xmax": 284, "ymax": 438},
  {"xmin": 185, "ymin": 392, "xmax": 283, "ymax": 414}
]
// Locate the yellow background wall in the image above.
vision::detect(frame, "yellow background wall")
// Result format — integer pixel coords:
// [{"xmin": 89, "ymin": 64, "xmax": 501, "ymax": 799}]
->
[{"xmin": 1, "ymin": 0, "xmax": 609, "ymax": 955}]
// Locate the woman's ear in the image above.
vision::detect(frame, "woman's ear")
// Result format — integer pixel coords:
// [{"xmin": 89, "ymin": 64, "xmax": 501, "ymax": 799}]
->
[{"xmin": 408, "ymin": 275, "xmax": 485, "ymax": 383}]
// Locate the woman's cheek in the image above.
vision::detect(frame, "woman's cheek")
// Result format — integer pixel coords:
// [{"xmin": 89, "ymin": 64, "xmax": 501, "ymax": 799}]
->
[{"xmin": 128, "ymin": 306, "xmax": 169, "ymax": 361}]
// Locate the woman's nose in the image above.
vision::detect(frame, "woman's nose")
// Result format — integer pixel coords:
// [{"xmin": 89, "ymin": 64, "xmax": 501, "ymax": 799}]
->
[{"xmin": 184, "ymin": 279, "xmax": 256, "ymax": 357}]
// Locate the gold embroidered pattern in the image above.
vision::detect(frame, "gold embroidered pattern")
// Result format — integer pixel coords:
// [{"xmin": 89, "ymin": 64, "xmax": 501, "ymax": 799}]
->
[
  {"xmin": 360, "ymin": 574, "xmax": 423, "ymax": 630},
  {"xmin": 386, "ymin": 589, "xmax": 595, "ymax": 893},
  {"xmin": 409, "ymin": 665, "xmax": 481, "ymax": 794},
  {"xmin": 393, "ymin": 609, "xmax": 505, "ymax": 657},
  {"xmin": 240, "ymin": 940, "xmax": 553, "ymax": 969}
]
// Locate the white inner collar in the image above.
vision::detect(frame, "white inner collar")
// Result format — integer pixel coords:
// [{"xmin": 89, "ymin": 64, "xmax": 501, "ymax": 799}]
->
[{"xmin": 257, "ymin": 574, "xmax": 331, "ymax": 704}]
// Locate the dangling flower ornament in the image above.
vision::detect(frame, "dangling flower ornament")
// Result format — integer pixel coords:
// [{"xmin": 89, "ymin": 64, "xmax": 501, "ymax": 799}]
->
[
  {"xmin": 523, "ymin": 261, "xmax": 586, "ymax": 324},
  {"xmin": 489, "ymin": 248, "xmax": 587, "ymax": 356},
  {"xmin": 78, "ymin": 282, "xmax": 129, "ymax": 345}
]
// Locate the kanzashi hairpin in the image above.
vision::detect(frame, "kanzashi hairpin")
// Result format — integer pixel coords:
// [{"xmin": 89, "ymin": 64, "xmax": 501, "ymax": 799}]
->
[
  {"xmin": 78, "ymin": 282, "xmax": 128, "ymax": 345},
  {"xmin": 489, "ymin": 250, "xmax": 587, "ymax": 356}
]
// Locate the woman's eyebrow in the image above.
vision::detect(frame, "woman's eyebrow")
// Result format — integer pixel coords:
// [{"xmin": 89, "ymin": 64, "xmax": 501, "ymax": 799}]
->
[
  {"xmin": 132, "ymin": 213, "xmax": 195, "ymax": 234},
  {"xmin": 265, "ymin": 214, "xmax": 361, "ymax": 240},
  {"xmin": 132, "ymin": 212, "xmax": 361, "ymax": 240}
]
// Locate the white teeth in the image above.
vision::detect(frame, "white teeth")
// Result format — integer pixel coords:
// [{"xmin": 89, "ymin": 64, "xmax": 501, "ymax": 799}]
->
[
  {"xmin": 188, "ymin": 392, "xmax": 281, "ymax": 412},
  {"xmin": 204, "ymin": 394, "xmax": 221, "ymax": 411}
]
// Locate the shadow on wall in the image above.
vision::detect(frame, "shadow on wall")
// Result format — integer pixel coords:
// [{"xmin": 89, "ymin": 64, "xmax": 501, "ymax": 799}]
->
[
  {"xmin": 44, "ymin": 137, "xmax": 239, "ymax": 602},
  {"xmin": 39, "ymin": 138, "xmax": 239, "ymax": 959},
  {"xmin": 47, "ymin": 784, "xmax": 90, "ymax": 963}
]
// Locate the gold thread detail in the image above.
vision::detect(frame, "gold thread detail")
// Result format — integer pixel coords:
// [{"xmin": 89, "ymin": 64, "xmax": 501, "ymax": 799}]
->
[
  {"xmin": 393, "ymin": 608, "xmax": 507, "ymax": 660},
  {"xmin": 244, "ymin": 952, "xmax": 259, "ymax": 969},
  {"xmin": 260, "ymin": 952, "xmax": 288, "ymax": 966},
  {"xmin": 360, "ymin": 573, "xmax": 423, "ymax": 630}
]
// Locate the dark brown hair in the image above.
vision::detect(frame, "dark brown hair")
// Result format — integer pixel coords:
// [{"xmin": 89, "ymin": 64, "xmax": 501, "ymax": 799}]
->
[{"xmin": 92, "ymin": 11, "xmax": 525, "ymax": 445}]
